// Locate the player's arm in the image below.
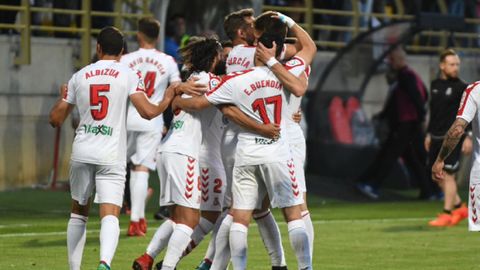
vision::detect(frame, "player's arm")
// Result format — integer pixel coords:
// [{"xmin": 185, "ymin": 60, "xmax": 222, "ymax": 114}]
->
[
  {"xmin": 432, "ymin": 118, "xmax": 468, "ymax": 181},
  {"xmin": 130, "ymin": 84, "xmax": 176, "ymax": 120},
  {"xmin": 276, "ymin": 12, "xmax": 317, "ymax": 65},
  {"xmin": 172, "ymin": 95, "xmax": 212, "ymax": 111},
  {"xmin": 49, "ymin": 84, "xmax": 74, "ymax": 127},
  {"xmin": 256, "ymin": 42, "xmax": 308, "ymax": 97},
  {"xmin": 219, "ymin": 105, "xmax": 280, "ymax": 139},
  {"xmin": 175, "ymin": 77, "xmax": 208, "ymax": 96}
]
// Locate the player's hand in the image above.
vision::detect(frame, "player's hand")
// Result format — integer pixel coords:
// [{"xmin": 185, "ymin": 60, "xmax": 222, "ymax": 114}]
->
[
  {"xmin": 256, "ymin": 42, "xmax": 277, "ymax": 65},
  {"xmin": 177, "ymin": 77, "xmax": 208, "ymax": 96},
  {"xmin": 261, "ymin": 123, "xmax": 281, "ymax": 139},
  {"xmin": 292, "ymin": 110, "xmax": 302, "ymax": 123},
  {"xmin": 272, "ymin": 12, "xmax": 295, "ymax": 28},
  {"xmin": 431, "ymin": 159, "xmax": 445, "ymax": 182},
  {"xmin": 462, "ymin": 136, "xmax": 473, "ymax": 154},
  {"xmin": 424, "ymin": 134, "xmax": 431, "ymax": 152}
]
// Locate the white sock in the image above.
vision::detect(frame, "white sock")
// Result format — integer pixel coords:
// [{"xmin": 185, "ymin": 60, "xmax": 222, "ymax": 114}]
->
[
  {"xmin": 130, "ymin": 171, "xmax": 149, "ymax": 221},
  {"xmin": 230, "ymin": 222, "xmax": 249, "ymax": 270},
  {"xmin": 99, "ymin": 215, "xmax": 120, "ymax": 267},
  {"xmin": 146, "ymin": 219, "xmax": 175, "ymax": 258},
  {"xmin": 301, "ymin": 210, "xmax": 314, "ymax": 259},
  {"xmin": 67, "ymin": 213, "xmax": 88, "ymax": 270},
  {"xmin": 288, "ymin": 219, "xmax": 311, "ymax": 269},
  {"xmin": 162, "ymin": 224, "xmax": 194, "ymax": 269},
  {"xmin": 184, "ymin": 217, "xmax": 214, "ymax": 255},
  {"xmin": 254, "ymin": 210, "xmax": 286, "ymax": 267},
  {"xmin": 210, "ymin": 214, "xmax": 233, "ymax": 270},
  {"xmin": 205, "ymin": 211, "xmax": 226, "ymax": 261}
]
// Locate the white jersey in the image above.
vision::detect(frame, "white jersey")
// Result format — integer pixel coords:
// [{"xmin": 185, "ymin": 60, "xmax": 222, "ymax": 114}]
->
[
  {"xmin": 285, "ymin": 64, "xmax": 311, "ymax": 143},
  {"xmin": 121, "ymin": 48, "xmax": 180, "ymax": 131},
  {"xmin": 160, "ymin": 71, "xmax": 220, "ymax": 159},
  {"xmin": 64, "ymin": 60, "xmax": 144, "ymax": 165},
  {"xmin": 224, "ymin": 44, "xmax": 288, "ymax": 137},
  {"xmin": 199, "ymin": 105, "xmax": 224, "ymax": 168},
  {"xmin": 456, "ymin": 81, "xmax": 480, "ymax": 183},
  {"xmin": 206, "ymin": 57, "xmax": 307, "ymax": 166}
]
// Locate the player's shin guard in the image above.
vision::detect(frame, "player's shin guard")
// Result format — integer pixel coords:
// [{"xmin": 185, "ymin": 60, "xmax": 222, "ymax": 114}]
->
[
  {"xmin": 287, "ymin": 219, "xmax": 311, "ymax": 269},
  {"xmin": 301, "ymin": 210, "xmax": 314, "ymax": 258},
  {"xmin": 230, "ymin": 223, "xmax": 249, "ymax": 270},
  {"xmin": 183, "ymin": 217, "xmax": 214, "ymax": 257},
  {"xmin": 99, "ymin": 215, "xmax": 120, "ymax": 267},
  {"xmin": 67, "ymin": 213, "xmax": 88, "ymax": 270},
  {"xmin": 130, "ymin": 171, "xmax": 149, "ymax": 222},
  {"xmin": 162, "ymin": 224, "xmax": 194, "ymax": 269},
  {"xmin": 146, "ymin": 219, "xmax": 175, "ymax": 258},
  {"xmin": 210, "ymin": 214, "xmax": 233, "ymax": 270},
  {"xmin": 254, "ymin": 210, "xmax": 286, "ymax": 267}
]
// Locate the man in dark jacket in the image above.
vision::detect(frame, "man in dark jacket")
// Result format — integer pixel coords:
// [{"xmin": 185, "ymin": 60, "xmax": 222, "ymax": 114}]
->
[{"xmin": 356, "ymin": 47, "xmax": 434, "ymax": 199}]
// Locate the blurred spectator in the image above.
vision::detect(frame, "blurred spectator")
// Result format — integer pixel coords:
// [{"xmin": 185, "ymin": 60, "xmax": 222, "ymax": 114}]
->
[
  {"xmin": 165, "ymin": 14, "xmax": 190, "ymax": 64},
  {"xmin": 0, "ymin": 0, "xmax": 20, "ymax": 34},
  {"xmin": 355, "ymin": 47, "xmax": 438, "ymax": 200},
  {"xmin": 91, "ymin": 1, "xmax": 113, "ymax": 31},
  {"xmin": 53, "ymin": 0, "xmax": 80, "ymax": 38}
]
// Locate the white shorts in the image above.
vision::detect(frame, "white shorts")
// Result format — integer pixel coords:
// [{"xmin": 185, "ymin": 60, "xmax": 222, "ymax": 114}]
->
[
  {"xmin": 69, "ymin": 160, "xmax": 126, "ymax": 207},
  {"xmin": 199, "ymin": 164, "xmax": 226, "ymax": 212},
  {"xmin": 469, "ymin": 183, "xmax": 480, "ymax": 231},
  {"xmin": 232, "ymin": 159, "xmax": 304, "ymax": 210},
  {"xmin": 127, "ymin": 130, "xmax": 162, "ymax": 170},
  {"xmin": 221, "ymin": 134, "xmax": 237, "ymax": 209},
  {"xmin": 157, "ymin": 152, "xmax": 200, "ymax": 209},
  {"xmin": 290, "ymin": 141, "xmax": 307, "ymax": 193}
]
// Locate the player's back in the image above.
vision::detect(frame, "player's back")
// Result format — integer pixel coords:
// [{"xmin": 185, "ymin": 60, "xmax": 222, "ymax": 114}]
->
[
  {"xmin": 208, "ymin": 67, "xmax": 290, "ymax": 166},
  {"xmin": 226, "ymin": 44, "xmax": 256, "ymax": 73},
  {"xmin": 68, "ymin": 60, "xmax": 140, "ymax": 165},
  {"xmin": 121, "ymin": 48, "xmax": 180, "ymax": 131}
]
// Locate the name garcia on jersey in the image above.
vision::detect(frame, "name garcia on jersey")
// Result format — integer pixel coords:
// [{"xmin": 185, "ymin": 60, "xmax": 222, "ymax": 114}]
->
[
  {"xmin": 126, "ymin": 56, "xmax": 167, "ymax": 75},
  {"xmin": 227, "ymin": 56, "xmax": 251, "ymax": 70}
]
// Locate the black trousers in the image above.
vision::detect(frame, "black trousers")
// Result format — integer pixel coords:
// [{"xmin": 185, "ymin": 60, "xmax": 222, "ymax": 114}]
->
[{"xmin": 358, "ymin": 121, "xmax": 438, "ymax": 196}]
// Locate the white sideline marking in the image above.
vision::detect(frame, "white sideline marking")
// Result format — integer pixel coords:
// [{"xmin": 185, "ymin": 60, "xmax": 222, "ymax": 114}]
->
[{"xmin": 0, "ymin": 217, "xmax": 431, "ymax": 238}]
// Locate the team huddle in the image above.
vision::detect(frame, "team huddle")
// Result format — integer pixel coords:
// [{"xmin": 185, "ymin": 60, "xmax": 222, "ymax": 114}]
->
[{"xmin": 49, "ymin": 8, "xmax": 316, "ymax": 270}]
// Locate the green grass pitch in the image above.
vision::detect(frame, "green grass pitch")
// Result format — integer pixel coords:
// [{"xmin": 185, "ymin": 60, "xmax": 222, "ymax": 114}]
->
[{"xmin": 1, "ymin": 182, "xmax": 479, "ymax": 269}]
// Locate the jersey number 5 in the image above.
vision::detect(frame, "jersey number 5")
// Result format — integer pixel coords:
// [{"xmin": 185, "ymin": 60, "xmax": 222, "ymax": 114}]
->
[
  {"xmin": 90, "ymin": 84, "xmax": 110, "ymax": 120},
  {"xmin": 251, "ymin": 95, "xmax": 282, "ymax": 124}
]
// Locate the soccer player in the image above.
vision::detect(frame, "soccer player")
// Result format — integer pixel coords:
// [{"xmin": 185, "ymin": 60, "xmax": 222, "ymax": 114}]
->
[
  {"xmin": 432, "ymin": 82, "xmax": 480, "ymax": 232},
  {"xmin": 132, "ymin": 37, "xmax": 280, "ymax": 270},
  {"xmin": 174, "ymin": 12, "xmax": 316, "ymax": 270},
  {"xmin": 120, "ymin": 17, "xmax": 181, "ymax": 237},
  {"xmin": 426, "ymin": 49, "xmax": 471, "ymax": 226},
  {"xmin": 49, "ymin": 26, "xmax": 176, "ymax": 270}
]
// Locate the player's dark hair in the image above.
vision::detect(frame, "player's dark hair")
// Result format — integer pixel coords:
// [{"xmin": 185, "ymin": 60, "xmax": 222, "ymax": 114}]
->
[
  {"xmin": 223, "ymin": 8, "xmax": 254, "ymax": 41},
  {"xmin": 97, "ymin": 26, "xmax": 124, "ymax": 56},
  {"xmin": 440, "ymin": 48, "xmax": 457, "ymax": 62},
  {"xmin": 180, "ymin": 36, "xmax": 222, "ymax": 76},
  {"xmin": 254, "ymin": 11, "xmax": 288, "ymax": 39},
  {"xmin": 221, "ymin": 40, "xmax": 233, "ymax": 48},
  {"xmin": 258, "ymin": 32, "xmax": 284, "ymax": 57},
  {"xmin": 138, "ymin": 17, "xmax": 160, "ymax": 42}
]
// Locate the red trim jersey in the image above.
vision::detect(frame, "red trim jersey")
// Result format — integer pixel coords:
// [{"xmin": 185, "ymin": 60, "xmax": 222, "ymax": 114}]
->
[
  {"xmin": 206, "ymin": 58, "xmax": 307, "ymax": 166},
  {"xmin": 121, "ymin": 48, "xmax": 180, "ymax": 131},
  {"xmin": 457, "ymin": 81, "xmax": 480, "ymax": 183},
  {"xmin": 63, "ymin": 60, "xmax": 145, "ymax": 165}
]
